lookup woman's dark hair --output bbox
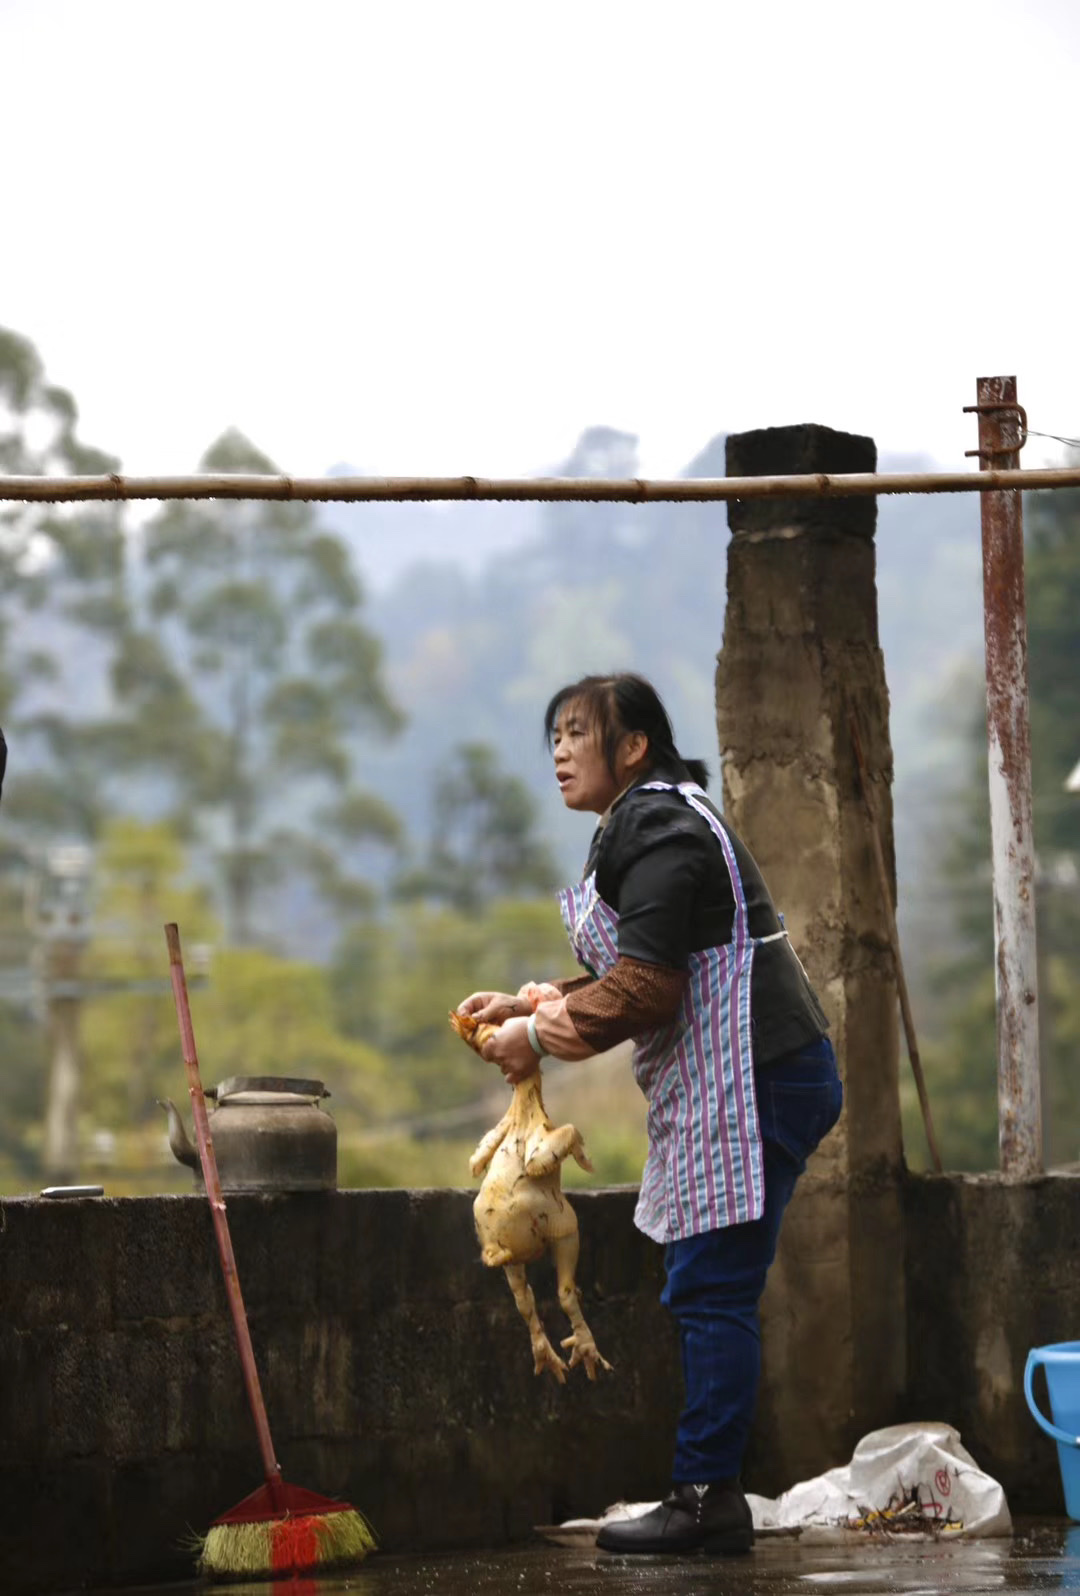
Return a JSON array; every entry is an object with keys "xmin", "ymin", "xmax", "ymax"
[{"xmin": 543, "ymin": 672, "xmax": 710, "ymax": 790}]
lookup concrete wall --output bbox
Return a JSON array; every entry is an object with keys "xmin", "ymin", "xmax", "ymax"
[
  {"xmin": 3, "ymin": 1176, "xmax": 1077, "ymax": 1591},
  {"xmin": 904, "ymin": 1171, "xmax": 1080, "ymax": 1517},
  {"xmin": 0, "ymin": 1186, "xmax": 680, "ymax": 1593}
]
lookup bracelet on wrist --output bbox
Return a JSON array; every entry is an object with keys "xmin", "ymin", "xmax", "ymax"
[{"xmin": 526, "ymin": 1013, "xmax": 548, "ymax": 1058}]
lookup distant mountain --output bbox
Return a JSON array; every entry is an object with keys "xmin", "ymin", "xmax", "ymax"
[
  {"xmin": 336, "ymin": 439, "xmax": 987, "ymax": 923},
  {"xmin": 319, "ymin": 428, "xmax": 729, "ymax": 594},
  {"xmin": 875, "ymin": 454, "xmax": 986, "ymax": 764},
  {"xmin": 322, "ymin": 463, "xmax": 543, "ymax": 592}
]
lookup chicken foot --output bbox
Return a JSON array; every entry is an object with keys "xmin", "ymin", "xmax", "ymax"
[
  {"xmin": 503, "ymin": 1261, "xmax": 570, "ymax": 1384},
  {"xmin": 552, "ymin": 1229, "xmax": 613, "ymax": 1380}
]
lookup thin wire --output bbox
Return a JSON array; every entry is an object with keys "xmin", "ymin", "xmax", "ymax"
[{"xmin": 1023, "ymin": 428, "xmax": 1080, "ymax": 451}]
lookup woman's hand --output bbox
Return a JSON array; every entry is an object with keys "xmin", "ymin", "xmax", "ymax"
[
  {"xmin": 457, "ymin": 989, "xmax": 531, "ymax": 1024},
  {"xmin": 480, "ymin": 1017, "xmax": 541, "ymax": 1084},
  {"xmin": 518, "ymin": 980, "xmax": 562, "ymax": 1007}
]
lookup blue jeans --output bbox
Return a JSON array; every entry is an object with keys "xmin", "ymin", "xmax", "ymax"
[{"xmin": 660, "ymin": 1036, "xmax": 843, "ymax": 1483}]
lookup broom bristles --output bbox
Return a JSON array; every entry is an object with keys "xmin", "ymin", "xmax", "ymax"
[{"xmin": 199, "ymin": 1508, "xmax": 377, "ymax": 1578}]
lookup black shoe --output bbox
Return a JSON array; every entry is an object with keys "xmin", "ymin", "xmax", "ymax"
[{"xmin": 595, "ymin": 1480, "xmax": 754, "ymax": 1555}]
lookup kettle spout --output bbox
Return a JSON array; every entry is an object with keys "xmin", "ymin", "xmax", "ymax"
[{"xmin": 157, "ymin": 1097, "xmax": 199, "ymax": 1170}]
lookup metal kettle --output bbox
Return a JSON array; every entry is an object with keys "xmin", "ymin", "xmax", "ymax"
[{"xmin": 159, "ymin": 1075, "xmax": 337, "ymax": 1193}]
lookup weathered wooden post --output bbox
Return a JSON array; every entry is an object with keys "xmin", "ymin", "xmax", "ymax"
[
  {"xmin": 717, "ymin": 422, "xmax": 906, "ymax": 1490},
  {"xmin": 965, "ymin": 376, "xmax": 1041, "ymax": 1178}
]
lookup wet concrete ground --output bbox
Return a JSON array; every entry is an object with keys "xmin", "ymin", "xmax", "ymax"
[{"xmin": 73, "ymin": 1520, "xmax": 1080, "ymax": 1596}]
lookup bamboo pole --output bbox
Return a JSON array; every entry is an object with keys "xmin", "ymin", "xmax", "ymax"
[
  {"xmin": 165, "ymin": 922, "xmax": 285, "ymax": 1507},
  {"xmin": 848, "ymin": 712, "xmax": 944, "ymax": 1174},
  {"xmin": 3, "ymin": 465, "xmax": 1080, "ymax": 505}
]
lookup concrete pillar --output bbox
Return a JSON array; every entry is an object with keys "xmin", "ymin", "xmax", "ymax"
[{"xmin": 717, "ymin": 423, "xmax": 906, "ymax": 1491}]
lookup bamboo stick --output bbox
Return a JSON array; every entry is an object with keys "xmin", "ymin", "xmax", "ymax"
[
  {"xmin": 165, "ymin": 922, "xmax": 285, "ymax": 1506},
  {"xmin": 848, "ymin": 712, "xmax": 944, "ymax": 1175},
  {"xmin": 2, "ymin": 465, "xmax": 1080, "ymax": 505}
]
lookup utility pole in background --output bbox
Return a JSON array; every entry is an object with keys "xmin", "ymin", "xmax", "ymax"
[
  {"xmin": 31, "ymin": 844, "xmax": 94, "ymax": 1185},
  {"xmin": 16, "ymin": 844, "xmax": 211, "ymax": 1189}
]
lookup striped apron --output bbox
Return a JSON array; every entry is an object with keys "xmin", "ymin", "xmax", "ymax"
[{"xmin": 558, "ymin": 781, "xmax": 767, "ymax": 1244}]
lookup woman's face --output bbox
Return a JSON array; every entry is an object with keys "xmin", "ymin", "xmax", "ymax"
[{"xmin": 552, "ymin": 700, "xmax": 643, "ymax": 814}]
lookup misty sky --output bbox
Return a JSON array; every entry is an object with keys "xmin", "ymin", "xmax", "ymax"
[{"xmin": 3, "ymin": 0, "xmax": 1079, "ymax": 479}]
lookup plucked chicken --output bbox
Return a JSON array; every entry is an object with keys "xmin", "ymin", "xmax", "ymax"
[{"xmin": 450, "ymin": 1009, "xmax": 612, "ymax": 1384}]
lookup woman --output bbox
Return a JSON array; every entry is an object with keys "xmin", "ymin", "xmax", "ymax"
[{"xmin": 458, "ymin": 672, "xmax": 842, "ymax": 1557}]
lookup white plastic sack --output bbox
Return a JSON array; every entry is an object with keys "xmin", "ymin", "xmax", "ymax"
[
  {"xmin": 539, "ymin": 1423, "xmax": 1008, "ymax": 1544},
  {"xmin": 536, "ymin": 1422, "xmax": 1011, "ymax": 1547},
  {"xmin": 747, "ymin": 1422, "xmax": 1012, "ymax": 1540}
]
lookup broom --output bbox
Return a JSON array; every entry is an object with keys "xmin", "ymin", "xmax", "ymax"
[{"xmin": 164, "ymin": 922, "xmax": 376, "ymax": 1579}]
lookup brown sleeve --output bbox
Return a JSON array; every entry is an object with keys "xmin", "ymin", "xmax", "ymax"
[
  {"xmin": 549, "ymin": 974, "xmax": 596, "ymax": 997},
  {"xmin": 564, "ymin": 956, "xmax": 688, "ymax": 1051}
]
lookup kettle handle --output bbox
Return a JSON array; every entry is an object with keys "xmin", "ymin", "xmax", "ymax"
[{"xmin": 1025, "ymin": 1349, "xmax": 1080, "ymax": 1449}]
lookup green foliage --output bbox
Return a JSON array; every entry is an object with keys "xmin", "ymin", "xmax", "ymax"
[
  {"xmin": 3, "ymin": 717, "xmax": 118, "ymax": 843},
  {"xmin": 331, "ymin": 895, "xmax": 572, "ymax": 1109},
  {"xmin": 75, "ymin": 819, "xmax": 409, "ymax": 1178},
  {"xmin": 79, "ymin": 819, "xmax": 221, "ymax": 1128},
  {"xmin": 0, "ymin": 327, "xmax": 116, "ymax": 475},
  {"xmin": 1036, "ymin": 889, "xmax": 1080, "ymax": 1167},
  {"xmin": 112, "ymin": 428, "xmax": 404, "ymax": 943},
  {"xmin": 327, "ymin": 892, "xmax": 651, "ymax": 1192},
  {"xmin": 1027, "ymin": 488, "xmax": 1080, "ymax": 854},
  {"xmin": 0, "ymin": 845, "xmax": 47, "ymax": 1185},
  {"xmin": 901, "ymin": 980, "xmax": 999, "ymax": 1174},
  {"xmin": 395, "ymin": 741, "xmax": 559, "ymax": 911},
  {"xmin": 339, "ymin": 1121, "xmax": 648, "ymax": 1193},
  {"xmin": 338, "ymin": 1134, "xmax": 478, "ymax": 1191},
  {"xmin": 338, "ymin": 1049, "xmax": 650, "ymax": 1194},
  {"xmin": 345, "ymin": 426, "xmax": 730, "ymax": 896},
  {"xmin": 562, "ymin": 1124, "xmax": 647, "ymax": 1188},
  {"xmin": 0, "ymin": 327, "xmax": 126, "ymax": 831},
  {"xmin": 0, "ymin": 999, "xmax": 45, "ymax": 1184},
  {"xmin": 924, "ymin": 478, "xmax": 1080, "ymax": 1171},
  {"xmin": 180, "ymin": 945, "xmax": 405, "ymax": 1124}
]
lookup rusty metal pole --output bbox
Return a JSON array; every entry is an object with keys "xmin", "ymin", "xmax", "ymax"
[{"xmin": 966, "ymin": 376, "xmax": 1042, "ymax": 1177}]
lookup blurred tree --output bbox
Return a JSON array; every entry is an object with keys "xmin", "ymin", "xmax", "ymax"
[
  {"xmin": 332, "ymin": 903, "xmax": 651, "ymax": 1192},
  {"xmin": 112, "ymin": 430, "xmax": 404, "ymax": 945},
  {"xmin": 0, "ymin": 325, "xmax": 128, "ymax": 844},
  {"xmin": 395, "ymin": 741, "xmax": 560, "ymax": 912},
  {"xmin": 8, "ymin": 817, "xmax": 415, "ymax": 1192},
  {"xmin": 79, "ymin": 819, "xmax": 220, "ymax": 1131},
  {"xmin": 0, "ymin": 326, "xmax": 139, "ymax": 1190},
  {"xmin": 177, "ymin": 944, "xmax": 408, "ymax": 1141},
  {"xmin": 359, "ymin": 422, "xmax": 729, "ymax": 893},
  {"xmin": 900, "ymin": 978, "xmax": 999, "ymax": 1173},
  {"xmin": 1026, "ymin": 484, "xmax": 1080, "ymax": 1167},
  {"xmin": 919, "ymin": 482, "xmax": 1080, "ymax": 1171},
  {"xmin": 1027, "ymin": 488, "xmax": 1080, "ymax": 852},
  {"xmin": 0, "ymin": 852, "xmax": 47, "ymax": 1186},
  {"xmin": 331, "ymin": 895, "xmax": 572, "ymax": 1111}
]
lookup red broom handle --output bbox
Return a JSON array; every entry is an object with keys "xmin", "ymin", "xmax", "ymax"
[{"xmin": 165, "ymin": 923, "xmax": 286, "ymax": 1511}]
